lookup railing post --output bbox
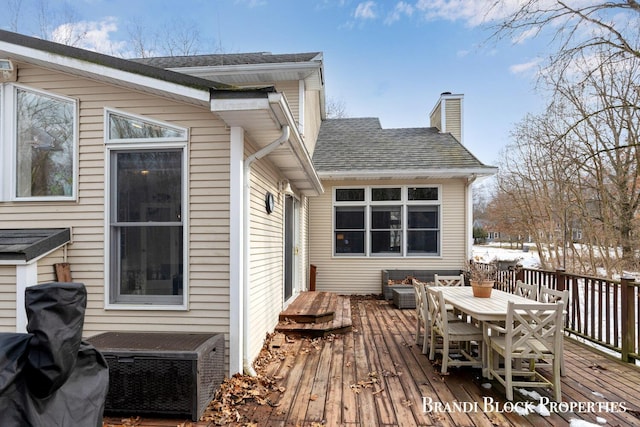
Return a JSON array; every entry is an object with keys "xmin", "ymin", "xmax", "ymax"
[
  {"xmin": 620, "ymin": 274, "xmax": 636, "ymax": 363},
  {"xmin": 515, "ymin": 264, "xmax": 524, "ymax": 282},
  {"xmin": 556, "ymin": 268, "xmax": 566, "ymax": 291}
]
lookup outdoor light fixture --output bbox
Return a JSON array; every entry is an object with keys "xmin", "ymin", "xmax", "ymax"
[{"xmin": 0, "ymin": 59, "xmax": 17, "ymax": 82}]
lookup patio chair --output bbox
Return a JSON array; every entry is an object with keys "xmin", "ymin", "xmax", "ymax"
[
  {"xmin": 416, "ymin": 281, "xmax": 462, "ymax": 354},
  {"xmin": 486, "ymin": 301, "xmax": 564, "ymax": 402},
  {"xmin": 434, "ymin": 274, "xmax": 465, "ymax": 287},
  {"xmin": 413, "ymin": 279, "xmax": 427, "ymax": 346},
  {"xmin": 538, "ymin": 286, "xmax": 569, "ymax": 376},
  {"xmin": 434, "ymin": 274, "xmax": 465, "ymax": 315},
  {"xmin": 514, "ymin": 280, "xmax": 538, "ymax": 300},
  {"xmin": 427, "ymin": 288, "xmax": 483, "ymax": 374}
]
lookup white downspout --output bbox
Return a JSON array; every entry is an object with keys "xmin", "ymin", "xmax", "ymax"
[
  {"xmin": 466, "ymin": 175, "xmax": 477, "ymax": 261},
  {"xmin": 242, "ymin": 125, "xmax": 290, "ymax": 376}
]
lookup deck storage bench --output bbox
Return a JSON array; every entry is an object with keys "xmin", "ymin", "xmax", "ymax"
[
  {"xmin": 87, "ymin": 332, "xmax": 224, "ymax": 421},
  {"xmin": 382, "ymin": 269, "xmax": 464, "ymax": 300}
]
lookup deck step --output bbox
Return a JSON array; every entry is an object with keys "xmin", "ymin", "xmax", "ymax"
[
  {"xmin": 276, "ymin": 292, "xmax": 352, "ymax": 337},
  {"xmin": 278, "ymin": 291, "xmax": 336, "ymax": 324}
]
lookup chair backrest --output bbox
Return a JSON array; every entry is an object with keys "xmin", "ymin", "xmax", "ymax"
[
  {"xmin": 413, "ymin": 279, "xmax": 426, "ymax": 321},
  {"xmin": 514, "ymin": 280, "xmax": 538, "ymax": 300},
  {"xmin": 434, "ymin": 274, "xmax": 465, "ymax": 287},
  {"xmin": 426, "ymin": 288, "xmax": 448, "ymax": 332},
  {"xmin": 539, "ymin": 286, "xmax": 569, "ymax": 304},
  {"xmin": 505, "ymin": 301, "xmax": 564, "ymax": 358}
]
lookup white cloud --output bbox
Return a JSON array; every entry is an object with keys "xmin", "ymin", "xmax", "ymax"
[
  {"xmin": 384, "ymin": 1, "xmax": 414, "ymax": 25},
  {"xmin": 51, "ymin": 18, "xmax": 127, "ymax": 55},
  {"xmin": 354, "ymin": 1, "xmax": 377, "ymax": 20},
  {"xmin": 415, "ymin": 0, "xmax": 524, "ymax": 27},
  {"xmin": 509, "ymin": 58, "xmax": 541, "ymax": 74}
]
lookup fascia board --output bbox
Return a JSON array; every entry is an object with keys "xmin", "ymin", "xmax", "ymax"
[
  {"xmin": 173, "ymin": 61, "xmax": 322, "ymax": 77},
  {"xmin": 210, "ymin": 96, "xmax": 271, "ymax": 112},
  {"xmin": 268, "ymin": 93, "xmax": 324, "ymax": 195},
  {"xmin": 318, "ymin": 167, "xmax": 498, "ymax": 180}
]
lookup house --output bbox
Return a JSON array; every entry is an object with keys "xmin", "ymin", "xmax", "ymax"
[
  {"xmin": 309, "ymin": 95, "xmax": 497, "ymax": 293},
  {"xmin": 0, "ymin": 29, "xmax": 496, "ymax": 376}
]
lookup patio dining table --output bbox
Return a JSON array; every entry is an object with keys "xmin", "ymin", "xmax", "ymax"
[{"xmin": 433, "ymin": 286, "xmax": 552, "ymax": 377}]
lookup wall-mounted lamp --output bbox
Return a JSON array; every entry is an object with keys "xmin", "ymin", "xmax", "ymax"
[
  {"xmin": 278, "ymin": 179, "xmax": 294, "ymax": 196},
  {"xmin": 0, "ymin": 59, "xmax": 17, "ymax": 82}
]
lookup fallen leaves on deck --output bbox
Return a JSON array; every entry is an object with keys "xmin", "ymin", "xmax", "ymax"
[{"xmin": 200, "ymin": 332, "xmax": 315, "ymax": 425}]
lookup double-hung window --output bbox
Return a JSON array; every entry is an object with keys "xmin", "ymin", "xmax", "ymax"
[
  {"xmin": 105, "ymin": 109, "xmax": 187, "ymax": 307},
  {"xmin": 333, "ymin": 186, "xmax": 441, "ymax": 257},
  {"xmin": 0, "ymin": 84, "xmax": 77, "ymax": 200}
]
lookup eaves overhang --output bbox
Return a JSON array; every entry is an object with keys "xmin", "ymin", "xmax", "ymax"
[
  {"xmin": 317, "ymin": 167, "xmax": 498, "ymax": 181},
  {"xmin": 169, "ymin": 54, "xmax": 324, "ymax": 91},
  {"xmin": 0, "ymin": 228, "xmax": 71, "ymax": 264},
  {"xmin": 211, "ymin": 90, "xmax": 324, "ymax": 196},
  {"xmin": 0, "ymin": 30, "xmax": 215, "ymax": 107}
]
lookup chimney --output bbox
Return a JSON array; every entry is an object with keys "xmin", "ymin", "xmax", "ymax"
[{"xmin": 429, "ymin": 92, "xmax": 464, "ymax": 144}]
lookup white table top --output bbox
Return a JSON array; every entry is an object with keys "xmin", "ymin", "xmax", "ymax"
[{"xmin": 428, "ymin": 286, "xmax": 544, "ymax": 321}]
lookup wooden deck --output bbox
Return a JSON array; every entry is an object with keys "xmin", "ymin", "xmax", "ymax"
[{"xmin": 103, "ymin": 295, "xmax": 640, "ymax": 427}]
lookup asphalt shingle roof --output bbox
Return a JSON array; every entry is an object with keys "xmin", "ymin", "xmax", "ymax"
[
  {"xmin": 0, "ymin": 29, "xmax": 232, "ymax": 91},
  {"xmin": 0, "ymin": 229, "xmax": 71, "ymax": 262},
  {"xmin": 312, "ymin": 118, "xmax": 492, "ymax": 173},
  {"xmin": 134, "ymin": 52, "xmax": 322, "ymax": 68}
]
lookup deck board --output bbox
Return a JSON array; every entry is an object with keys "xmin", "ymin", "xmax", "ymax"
[{"xmin": 104, "ymin": 296, "xmax": 640, "ymax": 427}]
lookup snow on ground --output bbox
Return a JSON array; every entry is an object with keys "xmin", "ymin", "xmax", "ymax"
[{"xmin": 472, "ymin": 243, "xmax": 541, "ymax": 269}]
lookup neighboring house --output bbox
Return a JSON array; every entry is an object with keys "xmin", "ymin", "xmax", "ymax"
[
  {"xmin": 309, "ymin": 95, "xmax": 497, "ymax": 293},
  {"xmin": 0, "ymin": 30, "xmax": 496, "ymax": 376}
]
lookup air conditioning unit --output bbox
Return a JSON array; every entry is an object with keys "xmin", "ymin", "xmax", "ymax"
[{"xmin": 0, "ymin": 59, "xmax": 17, "ymax": 82}]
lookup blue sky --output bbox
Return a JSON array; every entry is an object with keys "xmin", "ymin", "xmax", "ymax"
[{"xmin": 1, "ymin": 0, "xmax": 552, "ymax": 165}]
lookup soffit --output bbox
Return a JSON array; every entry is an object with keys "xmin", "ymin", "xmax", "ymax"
[{"xmin": 211, "ymin": 94, "xmax": 323, "ymax": 196}]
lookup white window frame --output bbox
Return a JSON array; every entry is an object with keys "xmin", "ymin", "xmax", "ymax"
[
  {"xmin": 104, "ymin": 108, "xmax": 189, "ymax": 310},
  {"xmin": 332, "ymin": 185, "xmax": 442, "ymax": 258},
  {"xmin": 0, "ymin": 83, "xmax": 78, "ymax": 201}
]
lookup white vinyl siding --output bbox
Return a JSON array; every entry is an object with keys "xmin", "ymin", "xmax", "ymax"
[
  {"xmin": 445, "ymin": 98, "xmax": 462, "ymax": 143},
  {"xmin": 274, "ymin": 81, "xmax": 299, "ymax": 122},
  {"xmin": 303, "ymin": 89, "xmax": 322, "ymax": 155},
  {"xmin": 310, "ymin": 179, "xmax": 468, "ymax": 294},
  {"xmin": 0, "ymin": 266, "xmax": 17, "ymax": 331},
  {"xmin": 245, "ymin": 149, "xmax": 287, "ymax": 360},
  {"xmin": 37, "ymin": 248, "xmax": 67, "ymax": 283},
  {"xmin": 0, "ymin": 64, "xmax": 231, "ymax": 354}
]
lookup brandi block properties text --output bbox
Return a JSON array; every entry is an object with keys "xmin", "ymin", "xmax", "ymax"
[{"xmin": 422, "ymin": 396, "xmax": 627, "ymax": 415}]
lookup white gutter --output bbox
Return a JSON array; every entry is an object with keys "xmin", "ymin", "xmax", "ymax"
[
  {"xmin": 317, "ymin": 168, "xmax": 498, "ymax": 180},
  {"xmin": 242, "ymin": 125, "xmax": 290, "ymax": 376}
]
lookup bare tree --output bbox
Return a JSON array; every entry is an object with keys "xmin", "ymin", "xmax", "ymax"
[
  {"xmin": 127, "ymin": 21, "xmax": 159, "ymax": 58},
  {"xmin": 126, "ymin": 18, "xmax": 204, "ymax": 58},
  {"xmin": 494, "ymin": 46, "xmax": 640, "ymax": 276},
  {"xmin": 326, "ymin": 97, "xmax": 348, "ymax": 119},
  {"xmin": 36, "ymin": 0, "xmax": 86, "ymax": 45},
  {"xmin": 159, "ymin": 18, "xmax": 201, "ymax": 56},
  {"xmin": 488, "ymin": 0, "xmax": 640, "ymax": 78},
  {"xmin": 7, "ymin": 0, "xmax": 23, "ymax": 32}
]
